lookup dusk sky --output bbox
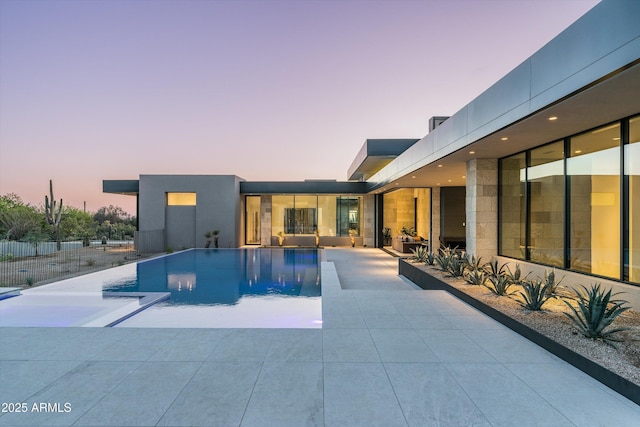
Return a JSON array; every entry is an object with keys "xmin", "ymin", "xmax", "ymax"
[{"xmin": 0, "ymin": 0, "xmax": 600, "ymax": 215}]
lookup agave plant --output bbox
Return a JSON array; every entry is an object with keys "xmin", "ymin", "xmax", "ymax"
[
  {"xmin": 484, "ymin": 274, "xmax": 515, "ymax": 296},
  {"xmin": 505, "ymin": 263, "xmax": 530, "ymax": 285},
  {"xmin": 466, "ymin": 254, "xmax": 485, "ymax": 272},
  {"xmin": 447, "ymin": 254, "xmax": 467, "ymax": 278},
  {"xmin": 516, "ymin": 278, "xmax": 553, "ymax": 311},
  {"xmin": 425, "ymin": 251, "xmax": 436, "ymax": 266},
  {"xmin": 543, "ymin": 269, "xmax": 564, "ymax": 297},
  {"xmin": 563, "ymin": 284, "xmax": 630, "ymax": 346},
  {"xmin": 410, "ymin": 245, "xmax": 430, "ymax": 263},
  {"xmin": 485, "ymin": 258, "xmax": 508, "ymax": 278},
  {"xmin": 464, "ymin": 267, "xmax": 487, "ymax": 286},
  {"xmin": 434, "ymin": 247, "xmax": 454, "ymax": 272}
]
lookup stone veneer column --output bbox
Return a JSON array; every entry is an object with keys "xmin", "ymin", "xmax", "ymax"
[
  {"xmin": 363, "ymin": 194, "xmax": 375, "ymax": 247},
  {"xmin": 260, "ymin": 195, "xmax": 272, "ymax": 246},
  {"xmin": 431, "ymin": 187, "xmax": 441, "ymax": 252},
  {"xmin": 466, "ymin": 159, "xmax": 498, "ymax": 259}
]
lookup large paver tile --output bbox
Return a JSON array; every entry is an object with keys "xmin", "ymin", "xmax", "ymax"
[
  {"xmin": 385, "ymin": 362, "xmax": 491, "ymax": 427},
  {"xmin": 74, "ymin": 361, "xmax": 200, "ymax": 426},
  {"xmin": 369, "ymin": 329, "xmax": 438, "ymax": 362},
  {"xmin": 242, "ymin": 361, "xmax": 323, "ymax": 427},
  {"xmin": 266, "ymin": 329, "xmax": 322, "ymax": 362},
  {"xmin": 324, "ymin": 362, "xmax": 406, "ymax": 427},
  {"xmin": 0, "ymin": 360, "xmax": 84, "ymax": 403},
  {"xmin": 417, "ymin": 329, "xmax": 496, "ymax": 363},
  {"xmin": 507, "ymin": 362, "xmax": 640, "ymax": 426},
  {"xmin": 0, "ymin": 361, "xmax": 141, "ymax": 426},
  {"xmin": 158, "ymin": 361, "xmax": 261, "ymax": 427},
  {"xmin": 207, "ymin": 328, "xmax": 275, "ymax": 362},
  {"xmin": 446, "ymin": 363, "xmax": 574, "ymax": 427},
  {"xmin": 323, "ymin": 329, "xmax": 379, "ymax": 362},
  {"xmin": 149, "ymin": 328, "xmax": 229, "ymax": 361}
]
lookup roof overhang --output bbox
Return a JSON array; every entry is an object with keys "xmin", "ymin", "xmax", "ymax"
[
  {"xmin": 103, "ymin": 180, "xmax": 139, "ymax": 195},
  {"xmin": 347, "ymin": 139, "xmax": 419, "ymax": 181}
]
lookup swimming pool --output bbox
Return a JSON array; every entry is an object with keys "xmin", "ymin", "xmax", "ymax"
[{"xmin": 104, "ymin": 248, "xmax": 322, "ymax": 328}]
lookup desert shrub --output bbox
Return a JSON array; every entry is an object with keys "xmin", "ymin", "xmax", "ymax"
[
  {"xmin": 25, "ymin": 276, "xmax": 34, "ymax": 286},
  {"xmin": 563, "ymin": 283, "xmax": 629, "ymax": 347},
  {"xmin": 85, "ymin": 258, "xmax": 96, "ymax": 267}
]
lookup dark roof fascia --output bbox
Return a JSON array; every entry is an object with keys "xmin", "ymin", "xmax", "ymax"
[
  {"xmin": 240, "ymin": 181, "xmax": 368, "ymax": 194},
  {"xmin": 103, "ymin": 180, "xmax": 140, "ymax": 194}
]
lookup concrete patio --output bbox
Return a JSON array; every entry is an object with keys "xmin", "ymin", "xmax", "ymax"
[{"xmin": 0, "ymin": 248, "xmax": 638, "ymax": 426}]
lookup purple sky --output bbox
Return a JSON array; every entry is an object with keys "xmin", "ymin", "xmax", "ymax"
[{"xmin": 0, "ymin": 0, "xmax": 599, "ymax": 215}]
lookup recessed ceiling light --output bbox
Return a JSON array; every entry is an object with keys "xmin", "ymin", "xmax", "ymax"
[
  {"xmin": 436, "ymin": 183, "xmax": 440, "ymax": 186},
  {"xmin": 462, "ymin": 175, "xmax": 466, "ymax": 179},
  {"xmin": 501, "ymin": 137, "xmax": 508, "ymax": 141},
  {"xmin": 574, "ymin": 150, "xmax": 582, "ymax": 154},
  {"xmin": 448, "ymin": 179, "xmax": 452, "ymax": 182},
  {"xmin": 469, "ymin": 151, "xmax": 475, "ymax": 155},
  {"xmin": 613, "ymin": 137, "xmax": 620, "ymax": 140},
  {"xmin": 548, "ymin": 116, "xmax": 558, "ymax": 121},
  {"xmin": 412, "ymin": 176, "xmax": 416, "ymax": 179},
  {"xmin": 437, "ymin": 164, "xmax": 443, "ymax": 168}
]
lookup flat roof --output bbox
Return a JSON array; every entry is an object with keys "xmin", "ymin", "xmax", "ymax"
[{"xmin": 347, "ymin": 139, "xmax": 419, "ymax": 181}]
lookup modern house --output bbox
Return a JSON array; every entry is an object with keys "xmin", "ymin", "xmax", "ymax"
[{"xmin": 105, "ymin": 0, "xmax": 640, "ymax": 304}]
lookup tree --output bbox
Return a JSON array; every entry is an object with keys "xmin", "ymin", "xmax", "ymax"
[
  {"xmin": 93, "ymin": 205, "xmax": 133, "ymax": 226},
  {"xmin": 59, "ymin": 207, "xmax": 96, "ymax": 245},
  {"xmin": 0, "ymin": 194, "xmax": 44, "ymax": 240}
]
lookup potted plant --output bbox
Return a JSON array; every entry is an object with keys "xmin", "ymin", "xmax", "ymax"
[
  {"xmin": 204, "ymin": 231, "xmax": 213, "ymax": 248},
  {"xmin": 213, "ymin": 230, "xmax": 220, "ymax": 248},
  {"xmin": 382, "ymin": 227, "xmax": 391, "ymax": 246},
  {"xmin": 349, "ymin": 229, "xmax": 357, "ymax": 247},
  {"xmin": 277, "ymin": 231, "xmax": 285, "ymax": 247}
]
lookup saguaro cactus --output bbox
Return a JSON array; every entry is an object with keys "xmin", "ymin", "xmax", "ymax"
[{"xmin": 45, "ymin": 179, "xmax": 63, "ymax": 250}]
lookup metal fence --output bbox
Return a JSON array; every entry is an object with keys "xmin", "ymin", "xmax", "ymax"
[{"xmin": 0, "ymin": 236, "xmax": 162, "ymax": 288}]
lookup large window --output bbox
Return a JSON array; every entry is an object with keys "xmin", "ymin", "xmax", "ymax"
[
  {"xmin": 167, "ymin": 192, "xmax": 196, "ymax": 206},
  {"xmin": 499, "ymin": 153, "xmax": 525, "ymax": 259},
  {"xmin": 568, "ymin": 124, "xmax": 620, "ymax": 277},
  {"xmin": 272, "ymin": 195, "xmax": 362, "ymax": 236},
  {"xmin": 499, "ymin": 116, "xmax": 640, "ymax": 284},
  {"xmin": 626, "ymin": 116, "xmax": 640, "ymax": 283},
  {"xmin": 529, "ymin": 141, "xmax": 564, "ymax": 267}
]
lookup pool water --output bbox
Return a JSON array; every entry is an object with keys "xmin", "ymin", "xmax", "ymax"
[{"xmin": 104, "ymin": 247, "xmax": 320, "ymax": 303}]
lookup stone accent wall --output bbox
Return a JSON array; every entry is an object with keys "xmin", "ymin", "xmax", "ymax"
[
  {"xmin": 466, "ymin": 159, "xmax": 498, "ymax": 259},
  {"xmin": 260, "ymin": 195, "xmax": 272, "ymax": 246}
]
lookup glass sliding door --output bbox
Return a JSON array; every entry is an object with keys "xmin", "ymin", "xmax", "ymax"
[
  {"xmin": 568, "ymin": 123, "xmax": 621, "ymax": 278},
  {"xmin": 245, "ymin": 196, "xmax": 261, "ymax": 245}
]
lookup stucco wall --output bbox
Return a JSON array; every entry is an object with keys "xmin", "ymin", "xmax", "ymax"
[{"xmin": 138, "ymin": 175, "xmax": 243, "ymax": 249}]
